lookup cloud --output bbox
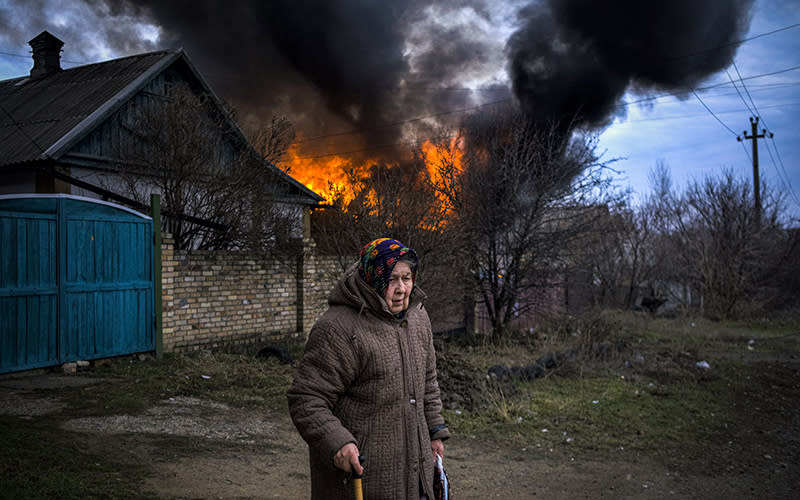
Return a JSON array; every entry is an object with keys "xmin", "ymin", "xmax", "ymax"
[
  {"xmin": 507, "ymin": 0, "xmax": 756, "ymax": 131},
  {"xmin": 3, "ymin": 0, "xmax": 756, "ymax": 159}
]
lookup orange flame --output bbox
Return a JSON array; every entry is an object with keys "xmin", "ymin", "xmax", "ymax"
[
  {"xmin": 284, "ymin": 137, "xmax": 463, "ymax": 205},
  {"xmin": 282, "ymin": 142, "xmax": 357, "ymax": 202},
  {"xmin": 419, "ymin": 138, "xmax": 462, "ymax": 184}
]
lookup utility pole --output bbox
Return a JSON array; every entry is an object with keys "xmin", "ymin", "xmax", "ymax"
[{"xmin": 737, "ymin": 116, "xmax": 773, "ymax": 228}]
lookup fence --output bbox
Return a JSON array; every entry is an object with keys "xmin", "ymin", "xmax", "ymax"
[
  {"xmin": 157, "ymin": 234, "xmax": 600, "ymax": 353},
  {"xmin": 160, "ymin": 235, "xmax": 342, "ymax": 353}
]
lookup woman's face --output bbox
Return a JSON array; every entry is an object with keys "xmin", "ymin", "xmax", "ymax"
[{"xmin": 384, "ymin": 261, "xmax": 413, "ymax": 314}]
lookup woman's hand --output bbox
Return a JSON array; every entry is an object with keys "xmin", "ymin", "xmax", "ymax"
[
  {"xmin": 334, "ymin": 442, "xmax": 363, "ymax": 475},
  {"xmin": 431, "ymin": 439, "xmax": 444, "ymax": 458}
]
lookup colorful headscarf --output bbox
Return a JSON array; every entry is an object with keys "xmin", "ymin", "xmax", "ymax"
[{"xmin": 358, "ymin": 237, "xmax": 418, "ymax": 299}]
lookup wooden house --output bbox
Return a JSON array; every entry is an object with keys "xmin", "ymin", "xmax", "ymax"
[
  {"xmin": 0, "ymin": 31, "xmax": 321, "ymax": 373},
  {"xmin": 0, "ymin": 30, "xmax": 321, "ymax": 234}
]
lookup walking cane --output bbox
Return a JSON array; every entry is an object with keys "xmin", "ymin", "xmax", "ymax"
[{"xmin": 353, "ymin": 455, "xmax": 365, "ymax": 500}]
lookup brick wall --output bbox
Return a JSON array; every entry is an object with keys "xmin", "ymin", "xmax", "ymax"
[{"xmin": 160, "ymin": 235, "xmax": 344, "ymax": 354}]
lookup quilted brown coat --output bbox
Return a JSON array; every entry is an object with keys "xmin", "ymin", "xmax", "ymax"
[{"xmin": 287, "ymin": 262, "xmax": 450, "ymax": 500}]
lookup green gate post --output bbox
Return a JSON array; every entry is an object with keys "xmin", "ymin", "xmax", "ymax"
[{"xmin": 151, "ymin": 194, "xmax": 163, "ymax": 359}]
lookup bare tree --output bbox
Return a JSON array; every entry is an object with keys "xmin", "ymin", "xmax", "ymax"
[
  {"xmin": 249, "ymin": 115, "xmax": 296, "ymax": 167},
  {"xmin": 648, "ymin": 165, "xmax": 788, "ymax": 319},
  {"xmin": 310, "ymin": 157, "xmax": 461, "ymax": 331},
  {"xmin": 591, "ymin": 202, "xmax": 634, "ymax": 308},
  {"xmin": 107, "ymin": 83, "xmax": 299, "ymax": 252},
  {"xmin": 431, "ymin": 106, "xmax": 619, "ymax": 339},
  {"xmin": 589, "ymin": 189, "xmax": 668, "ymax": 311}
]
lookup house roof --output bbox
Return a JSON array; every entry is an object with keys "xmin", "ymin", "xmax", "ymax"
[
  {"xmin": 0, "ymin": 45, "xmax": 322, "ymax": 205},
  {"xmin": 0, "ymin": 50, "xmax": 177, "ymax": 166}
]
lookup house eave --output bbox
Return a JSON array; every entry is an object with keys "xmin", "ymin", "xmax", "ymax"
[{"xmin": 40, "ymin": 49, "xmax": 186, "ymax": 161}]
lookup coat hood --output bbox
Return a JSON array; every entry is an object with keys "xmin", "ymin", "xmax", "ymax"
[{"xmin": 329, "ymin": 261, "xmax": 425, "ymax": 318}]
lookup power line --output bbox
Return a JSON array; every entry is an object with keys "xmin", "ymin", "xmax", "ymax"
[
  {"xmin": 762, "ymin": 134, "xmax": 800, "ymax": 207},
  {"xmin": 203, "ymin": 22, "xmax": 800, "ymax": 91},
  {"xmin": 5, "ymin": 21, "xmax": 796, "ymax": 93},
  {"xmin": 291, "ymin": 63, "xmax": 800, "ymax": 161},
  {"xmin": 701, "ymin": 82, "xmax": 800, "ymax": 102},
  {"xmin": 621, "ymin": 65, "xmax": 800, "ymax": 108},
  {"xmin": 733, "ymin": 61, "xmax": 764, "ymax": 119},
  {"xmin": 618, "ymin": 102, "xmax": 800, "ymax": 124},
  {"xmin": 739, "ymin": 81, "xmax": 800, "ymax": 90},
  {"xmin": 772, "ymin": 142, "xmax": 800, "ymax": 207},
  {"xmin": 287, "ymin": 139, "xmax": 424, "ymax": 160},
  {"xmin": 295, "ymin": 98, "xmax": 510, "ymax": 145},
  {"xmin": 0, "ymin": 49, "xmax": 86, "ymax": 66},
  {"xmin": 739, "ymin": 139, "xmax": 752, "ymax": 163},
  {"xmin": 295, "ymin": 65, "xmax": 800, "ymax": 150},
  {"xmin": 4, "ymin": 21, "xmax": 800, "ymax": 170},
  {"xmin": 691, "ymin": 90, "xmax": 739, "ymax": 135},
  {"xmin": 665, "ymin": 22, "xmax": 800, "ymax": 62},
  {"xmin": 729, "ymin": 61, "xmax": 800, "ymax": 209},
  {"xmin": 738, "ymin": 117, "xmax": 773, "ymax": 223},
  {"xmin": 726, "ymin": 70, "xmax": 756, "ymax": 115},
  {"xmin": 764, "ymin": 133, "xmax": 800, "ymax": 207},
  {"xmin": 762, "ymin": 138, "xmax": 789, "ymax": 191},
  {"xmin": 0, "ymin": 102, "xmax": 50, "ymax": 157},
  {"xmin": 0, "ymin": 50, "xmax": 29, "ymax": 59},
  {"xmin": 724, "ymin": 64, "xmax": 769, "ymax": 175}
]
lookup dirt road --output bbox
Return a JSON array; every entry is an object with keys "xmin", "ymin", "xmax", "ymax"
[{"xmin": 2, "ymin": 359, "xmax": 797, "ymax": 500}]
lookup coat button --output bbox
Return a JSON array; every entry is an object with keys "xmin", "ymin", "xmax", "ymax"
[
  {"xmin": 413, "ymin": 464, "xmax": 418, "ymax": 472},
  {"xmin": 410, "ymin": 398, "xmax": 416, "ymax": 405},
  {"xmin": 400, "ymin": 320, "xmax": 408, "ymax": 327}
]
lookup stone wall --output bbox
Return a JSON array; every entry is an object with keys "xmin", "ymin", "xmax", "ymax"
[{"xmin": 160, "ymin": 235, "xmax": 344, "ymax": 354}]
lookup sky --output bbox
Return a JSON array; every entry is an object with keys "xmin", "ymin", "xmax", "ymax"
[
  {"xmin": 1, "ymin": 0, "xmax": 798, "ymax": 220},
  {"xmin": 596, "ymin": 1, "xmax": 800, "ymax": 220}
]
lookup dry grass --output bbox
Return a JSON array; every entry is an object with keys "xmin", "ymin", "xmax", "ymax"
[
  {"xmin": 2, "ymin": 311, "xmax": 797, "ymax": 497},
  {"xmin": 442, "ymin": 311, "xmax": 800, "ymax": 459}
]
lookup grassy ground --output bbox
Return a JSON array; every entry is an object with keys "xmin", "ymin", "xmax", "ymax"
[
  {"xmin": 1, "ymin": 312, "xmax": 798, "ymax": 499},
  {"xmin": 444, "ymin": 311, "xmax": 800, "ymax": 478}
]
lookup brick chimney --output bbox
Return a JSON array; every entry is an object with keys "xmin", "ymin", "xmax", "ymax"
[{"xmin": 29, "ymin": 31, "xmax": 64, "ymax": 78}]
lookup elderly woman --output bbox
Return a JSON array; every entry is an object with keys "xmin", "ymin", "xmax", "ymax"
[{"xmin": 288, "ymin": 237, "xmax": 450, "ymax": 500}]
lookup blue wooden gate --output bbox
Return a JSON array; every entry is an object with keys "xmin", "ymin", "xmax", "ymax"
[{"xmin": 0, "ymin": 195, "xmax": 154, "ymax": 374}]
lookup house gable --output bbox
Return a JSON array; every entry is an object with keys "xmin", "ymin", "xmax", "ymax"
[
  {"xmin": 0, "ymin": 33, "xmax": 322, "ymax": 206},
  {"xmin": 64, "ymin": 58, "xmax": 221, "ymax": 171},
  {"xmin": 0, "ymin": 50, "xmax": 176, "ymax": 168}
]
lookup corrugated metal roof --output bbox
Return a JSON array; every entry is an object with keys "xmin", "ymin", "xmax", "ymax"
[{"xmin": 0, "ymin": 51, "xmax": 175, "ymax": 166}]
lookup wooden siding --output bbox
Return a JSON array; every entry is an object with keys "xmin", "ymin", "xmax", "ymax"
[
  {"xmin": 0, "ymin": 208, "xmax": 58, "ymax": 370},
  {"xmin": 0, "ymin": 195, "xmax": 154, "ymax": 373}
]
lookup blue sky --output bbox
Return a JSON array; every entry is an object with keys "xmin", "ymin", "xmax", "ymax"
[
  {"xmin": 1, "ymin": 0, "xmax": 798, "ymax": 220},
  {"xmin": 597, "ymin": 0, "xmax": 800, "ymax": 220}
]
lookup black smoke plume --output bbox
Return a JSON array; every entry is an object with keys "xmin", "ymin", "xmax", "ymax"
[
  {"xmin": 4, "ymin": 0, "xmax": 755, "ymax": 157},
  {"xmin": 507, "ymin": 0, "xmax": 756, "ymax": 131},
  {"xmin": 111, "ymin": 0, "xmax": 502, "ymax": 157}
]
